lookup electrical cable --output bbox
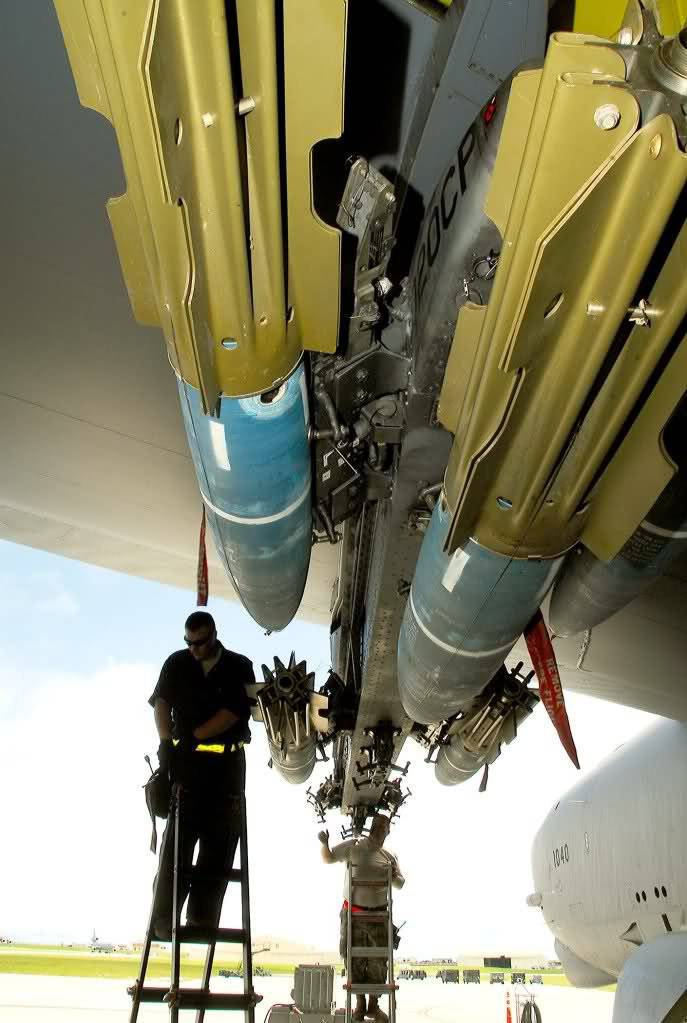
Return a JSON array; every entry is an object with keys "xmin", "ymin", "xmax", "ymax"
[
  {"xmin": 263, "ymin": 1003, "xmax": 294, "ymax": 1023},
  {"xmin": 520, "ymin": 999, "xmax": 542, "ymax": 1023}
]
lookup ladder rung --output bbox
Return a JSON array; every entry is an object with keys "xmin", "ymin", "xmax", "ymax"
[
  {"xmin": 350, "ymin": 911, "xmax": 388, "ymax": 920},
  {"xmin": 177, "ymin": 991, "xmax": 262, "ymax": 1011},
  {"xmin": 135, "ymin": 988, "xmax": 261, "ymax": 1009},
  {"xmin": 134, "ymin": 987, "xmax": 171, "ymax": 1004},
  {"xmin": 350, "ymin": 947, "xmax": 389, "ymax": 958},
  {"xmin": 349, "ymin": 879, "xmax": 389, "ymax": 887},
  {"xmin": 176, "ymin": 925, "xmax": 245, "ymax": 944},
  {"xmin": 185, "ymin": 867, "xmax": 242, "ymax": 884},
  {"xmin": 344, "ymin": 983, "xmax": 398, "ymax": 994}
]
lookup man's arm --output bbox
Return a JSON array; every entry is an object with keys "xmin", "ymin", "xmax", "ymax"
[
  {"xmin": 193, "ymin": 708, "xmax": 239, "ymax": 741},
  {"xmin": 384, "ymin": 850, "xmax": 405, "ymax": 890},
  {"xmin": 153, "ymin": 698, "xmax": 173, "ymax": 740},
  {"xmin": 318, "ymin": 831, "xmax": 352, "ymax": 865},
  {"xmin": 210, "ymin": 656, "xmax": 252, "ymax": 741},
  {"xmin": 318, "ymin": 830, "xmax": 335, "ymax": 864}
]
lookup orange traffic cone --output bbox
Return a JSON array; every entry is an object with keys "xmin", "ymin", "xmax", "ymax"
[{"xmin": 505, "ymin": 990, "xmax": 513, "ymax": 1023}]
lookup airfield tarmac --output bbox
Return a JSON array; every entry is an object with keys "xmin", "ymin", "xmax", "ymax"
[{"xmin": 1, "ymin": 972, "xmax": 615, "ymax": 1021}]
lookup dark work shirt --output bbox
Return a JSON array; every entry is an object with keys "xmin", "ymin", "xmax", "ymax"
[{"xmin": 148, "ymin": 645, "xmax": 254, "ymax": 749}]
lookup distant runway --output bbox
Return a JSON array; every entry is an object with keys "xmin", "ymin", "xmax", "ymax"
[{"xmin": 0, "ymin": 973, "xmax": 615, "ymax": 1021}]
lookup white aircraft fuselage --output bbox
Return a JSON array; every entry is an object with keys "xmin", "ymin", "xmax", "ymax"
[{"xmin": 530, "ymin": 719, "xmax": 687, "ymax": 1020}]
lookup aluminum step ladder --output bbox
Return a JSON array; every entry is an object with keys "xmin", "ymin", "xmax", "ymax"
[
  {"xmin": 344, "ymin": 862, "xmax": 397, "ymax": 1023},
  {"xmin": 128, "ymin": 785, "xmax": 262, "ymax": 1021}
]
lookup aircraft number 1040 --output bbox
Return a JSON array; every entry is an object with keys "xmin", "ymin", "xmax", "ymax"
[{"xmin": 552, "ymin": 844, "xmax": 570, "ymax": 868}]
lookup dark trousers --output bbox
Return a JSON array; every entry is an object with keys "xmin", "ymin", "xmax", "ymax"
[{"xmin": 152, "ymin": 751, "xmax": 244, "ymax": 938}]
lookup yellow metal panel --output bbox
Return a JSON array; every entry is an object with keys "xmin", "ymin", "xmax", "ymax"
[
  {"xmin": 284, "ymin": 0, "xmax": 347, "ymax": 354},
  {"xmin": 54, "ymin": 0, "xmax": 160, "ymax": 333},
  {"xmin": 502, "ymin": 74, "xmax": 639, "ymax": 370},
  {"xmin": 236, "ymin": 2, "xmax": 294, "ymax": 366},
  {"xmin": 146, "ymin": 0, "xmax": 257, "ymax": 403},
  {"xmin": 484, "ymin": 70, "xmax": 541, "ymax": 238},
  {"xmin": 53, "ymin": 0, "xmax": 307, "ymax": 404},
  {"xmin": 502, "ymin": 115, "xmax": 687, "ymax": 538},
  {"xmin": 648, "ymin": 0, "xmax": 687, "ymax": 34},
  {"xmin": 556, "ymin": 149, "xmax": 687, "ymax": 511},
  {"xmin": 53, "ymin": 0, "xmax": 112, "ymax": 119},
  {"xmin": 438, "ymin": 304, "xmax": 486, "ymax": 435},
  {"xmin": 582, "ymin": 211, "xmax": 687, "ymax": 560},
  {"xmin": 442, "ymin": 35, "xmax": 633, "ymax": 547},
  {"xmin": 583, "ymin": 343, "xmax": 687, "ymax": 562},
  {"xmin": 574, "ymin": 0, "xmax": 687, "ymax": 36},
  {"xmin": 440, "ymin": 34, "xmax": 687, "ymax": 560},
  {"xmin": 108, "ymin": 194, "xmax": 158, "ymax": 326},
  {"xmin": 573, "ymin": 0, "xmax": 628, "ymax": 36}
]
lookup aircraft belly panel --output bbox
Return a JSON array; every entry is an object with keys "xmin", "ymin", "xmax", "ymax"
[
  {"xmin": 342, "ymin": 499, "xmax": 417, "ymax": 811},
  {"xmin": 342, "ymin": 418, "xmax": 453, "ymax": 809},
  {"xmin": 537, "ymin": 586, "xmax": 687, "ymax": 719},
  {"xmin": 396, "ymin": 0, "xmax": 546, "ymax": 217}
]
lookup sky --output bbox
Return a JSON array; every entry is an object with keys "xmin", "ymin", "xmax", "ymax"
[{"xmin": 0, "ymin": 538, "xmax": 658, "ymax": 958}]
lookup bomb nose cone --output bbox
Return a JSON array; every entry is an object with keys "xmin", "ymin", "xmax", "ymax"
[
  {"xmin": 178, "ymin": 364, "xmax": 312, "ymax": 632},
  {"xmin": 397, "ymin": 500, "xmax": 562, "ymax": 724}
]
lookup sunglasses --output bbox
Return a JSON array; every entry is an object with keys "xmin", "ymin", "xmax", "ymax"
[{"xmin": 185, "ymin": 634, "xmax": 212, "ymax": 648}]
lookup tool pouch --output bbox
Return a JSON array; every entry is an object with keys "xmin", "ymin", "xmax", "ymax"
[{"xmin": 144, "ymin": 768, "xmax": 171, "ymax": 853}]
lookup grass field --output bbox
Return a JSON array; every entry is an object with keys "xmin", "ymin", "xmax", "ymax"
[
  {"xmin": 0, "ymin": 947, "xmax": 590, "ymax": 986},
  {"xmin": 0, "ymin": 949, "xmax": 292, "ymax": 981}
]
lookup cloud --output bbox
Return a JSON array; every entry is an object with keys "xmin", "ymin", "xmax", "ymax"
[
  {"xmin": 0, "ymin": 570, "xmax": 79, "ymax": 618},
  {"xmin": 0, "ymin": 660, "xmax": 157, "ymax": 942}
]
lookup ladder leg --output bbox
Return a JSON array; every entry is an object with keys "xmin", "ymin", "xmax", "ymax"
[
  {"xmin": 194, "ymin": 935, "xmax": 217, "ymax": 1023},
  {"xmin": 169, "ymin": 786, "xmax": 183, "ymax": 1023},
  {"xmin": 345, "ymin": 863, "xmax": 352, "ymax": 1023},
  {"xmin": 387, "ymin": 867, "xmax": 395, "ymax": 1023},
  {"xmin": 343, "ymin": 860, "xmax": 395, "ymax": 1020},
  {"xmin": 129, "ymin": 779, "xmax": 258, "ymax": 1017},
  {"xmin": 128, "ymin": 805, "xmax": 175, "ymax": 1022},
  {"xmin": 194, "ymin": 791, "xmax": 243, "ymax": 1021},
  {"xmin": 239, "ymin": 795, "xmax": 256, "ymax": 1023}
]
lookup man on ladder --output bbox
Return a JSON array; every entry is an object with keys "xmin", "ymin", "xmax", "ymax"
[
  {"xmin": 319, "ymin": 815, "xmax": 405, "ymax": 1023},
  {"xmin": 149, "ymin": 610, "xmax": 254, "ymax": 940}
]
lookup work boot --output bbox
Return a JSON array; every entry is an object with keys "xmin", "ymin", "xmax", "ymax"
[
  {"xmin": 365, "ymin": 997, "xmax": 388, "ymax": 1023},
  {"xmin": 352, "ymin": 995, "xmax": 367, "ymax": 1021}
]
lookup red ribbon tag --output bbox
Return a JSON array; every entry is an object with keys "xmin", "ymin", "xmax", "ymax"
[
  {"xmin": 524, "ymin": 609, "xmax": 580, "ymax": 769},
  {"xmin": 196, "ymin": 507, "xmax": 209, "ymax": 607}
]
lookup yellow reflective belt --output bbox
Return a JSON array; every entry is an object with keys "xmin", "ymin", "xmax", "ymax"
[{"xmin": 171, "ymin": 739, "xmax": 245, "ymax": 754}]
